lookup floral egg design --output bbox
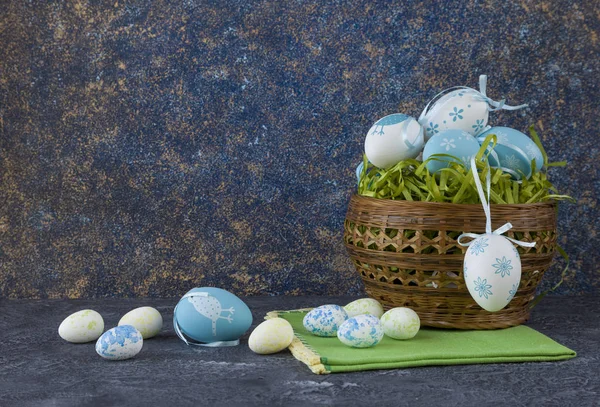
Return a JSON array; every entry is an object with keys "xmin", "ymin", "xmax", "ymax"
[
  {"xmin": 337, "ymin": 315, "xmax": 384, "ymax": 348},
  {"xmin": 423, "ymin": 129, "xmax": 481, "ymax": 174},
  {"xmin": 463, "ymin": 233, "xmax": 521, "ymax": 312},
  {"xmin": 303, "ymin": 305, "xmax": 348, "ymax": 337}
]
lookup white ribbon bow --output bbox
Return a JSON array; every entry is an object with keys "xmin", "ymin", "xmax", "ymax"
[{"xmin": 457, "ymin": 158, "xmax": 536, "ymax": 249}]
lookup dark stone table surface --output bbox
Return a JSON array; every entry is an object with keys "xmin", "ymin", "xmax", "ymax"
[{"xmin": 0, "ymin": 296, "xmax": 598, "ymax": 406}]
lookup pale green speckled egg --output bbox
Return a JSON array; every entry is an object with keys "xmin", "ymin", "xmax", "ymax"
[
  {"xmin": 118, "ymin": 306, "xmax": 163, "ymax": 339},
  {"xmin": 248, "ymin": 318, "xmax": 294, "ymax": 354},
  {"xmin": 380, "ymin": 307, "xmax": 420, "ymax": 340},
  {"xmin": 58, "ymin": 309, "xmax": 104, "ymax": 343},
  {"xmin": 344, "ymin": 298, "xmax": 384, "ymax": 319}
]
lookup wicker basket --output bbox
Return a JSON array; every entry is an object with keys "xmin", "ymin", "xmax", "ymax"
[{"xmin": 344, "ymin": 195, "xmax": 557, "ymax": 329}]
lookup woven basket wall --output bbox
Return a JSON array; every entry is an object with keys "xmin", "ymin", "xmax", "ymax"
[{"xmin": 344, "ymin": 195, "xmax": 558, "ymax": 329}]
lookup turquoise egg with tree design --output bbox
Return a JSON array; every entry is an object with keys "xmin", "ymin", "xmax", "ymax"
[
  {"xmin": 364, "ymin": 113, "xmax": 424, "ymax": 169},
  {"xmin": 463, "ymin": 233, "xmax": 521, "ymax": 312},
  {"xmin": 423, "ymin": 129, "xmax": 481, "ymax": 174}
]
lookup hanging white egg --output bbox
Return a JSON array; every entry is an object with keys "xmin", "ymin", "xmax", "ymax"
[
  {"xmin": 463, "ymin": 234, "xmax": 521, "ymax": 312},
  {"xmin": 364, "ymin": 114, "xmax": 424, "ymax": 169},
  {"xmin": 422, "ymin": 129, "xmax": 481, "ymax": 174}
]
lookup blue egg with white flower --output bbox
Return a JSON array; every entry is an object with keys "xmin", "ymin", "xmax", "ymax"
[
  {"xmin": 173, "ymin": 287, "xmax": 253, "ymax": 346},
  {"xmin": 423, "ymin": 129, "xmax": 481, "ymax": 174},
  {"xmin": 95, "ymin": 325, "xmax": 143, "ymax": 360},
  {"xmin": 477, "ymin": 127, "xmax": 543, "ymax": 180},
  {"xmin": 337, "ymin": 314, "xmax": 384, "ymax": 348}
]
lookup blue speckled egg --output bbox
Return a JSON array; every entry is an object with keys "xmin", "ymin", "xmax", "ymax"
[
  {"xmin": 364, "ymin": 114, "xmax": 424, "ymax": 169},
  {"xmin": 419, "ymin": 89, "xmax": 489, "ymax": 140},
  {"xmin": 95, "ymin": 325, "xmax": 143, "ymax": 360},
  {"xmin": 477, "ymin": 126, "xmax": 543, "ymax": 179},
  {"xmin": 337, "ymin": 315, "xmax": 384, "ymax": 348},
  {"xmin": 423, "ymin": 129, "xmax": 481, "ymax": 174},
  {"xmin": 173, "ymin": 287, "xmax": 252, "ymax": 345},
  {"xmin": 303, "ymin": 305, "xmax": 348, "ymax": 337}
]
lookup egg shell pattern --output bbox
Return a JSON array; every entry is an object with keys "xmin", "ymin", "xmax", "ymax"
[
  {"xmin": 423, "ymin": 129, "xmax": 481, "ymax": 174},
  {"xmin": 337, "ymin": 315, "xmax": 384, "ymax": 348},
  {"xmin": 380, "ymin": 307, "xmax": 421, "ymax": 340},
  {"xmin": 58, "ymin": 309, "xmax": 104, "ymax": 343},
  {"xmin": 464, "ymin": 233, "xmax": 521, "ymax": 312},
  {"xmin": 248, "ymin": 318, "xmax": 294, "ymax": 355},
  {"xmin": 344, "ymin": 298, "xmax": 384, "ymax": 318},
  {"xmin": 420, "ymin": 89, "xmax": 489, "ymax": 140},
  {"xmin": 478, "ymin": 126, "xmax": 544, "ymax": 178},
  {"xmin": 303, "ymin": 305, "xmax": 348, "ymax": 337},
  {"xmin": 95, "ymin": 325, "xmax": 143, "ymax": 361},
  {"xmin": 174, "ymin": 287, "xmax": 253, "ymax": 343},
  {"xmin": 364, "ymin": 113, "xmax": 424, "ymax": 169},
  {"xmin": 119, "ymin": 306, "xmax": 163, "ymax": 339}
]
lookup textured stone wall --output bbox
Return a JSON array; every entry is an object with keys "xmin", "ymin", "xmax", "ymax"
[{"xmin": 0, "ymin": 1, "xmax": 597, "ymax": 298}]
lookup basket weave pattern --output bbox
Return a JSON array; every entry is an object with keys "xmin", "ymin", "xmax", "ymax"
[{"xmin": 344, "ymin": 195, "xmax": 557, "ymax": 329}]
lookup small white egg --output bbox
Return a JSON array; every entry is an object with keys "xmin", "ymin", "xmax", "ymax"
[
  {"xmin": 58, "ymin": 309, "xmax": 104, "ymax": 343},
  {"xmin": 380, "ymin": 307, "xmax": 420, "ymax": 340},
  {"xmin": 344, "ymin": 298, "xmax": 384, "ymax": 318},
  {"xmin": 118, "ymin": 306, "xmax": 163, "ymax": 339},
  {"xmin": 248, "ymin": 318, "xmax": 294, "ymax": 355},
  {"xmin": 96, "ymin": 325, "xmax": 144, "ymax": 361},
  {"xmin": 337, "ymin": 315, "xmax": 384, "ymax": 348}
]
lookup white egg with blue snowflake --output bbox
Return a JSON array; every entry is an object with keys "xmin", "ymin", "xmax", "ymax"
[
  {"xmin": 477, "ymin": 126, "xmax": 543, "ymax": 179},
  {"xmin": 95, "ymin": 325, "xmax": 143, "ymax": 360},
  {"xmin": 423, "ymin": 129, "xmax": 481, "ymax": 174},
  {"xmin": 303, "ymin": 305, "xmax": 348, "ymax": 337},
  {"xmin": 337, "ymin": 314, "xmax": 384, "ymax": 348},
  {"xmin": 419, "ymin": 89, "xmax": 489, "ymax": 140},
  {"xmin": 463, "ymin": 233, "xmax": 521, "ymax": 312},
  {"xmin": 364, "ymin": 113, "xmax": 424, "ymax": 169}
]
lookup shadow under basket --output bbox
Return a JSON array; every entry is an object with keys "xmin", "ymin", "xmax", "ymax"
[{"xmin": 344, "ymin": 195, "xmax": 558, "ymax": 330}]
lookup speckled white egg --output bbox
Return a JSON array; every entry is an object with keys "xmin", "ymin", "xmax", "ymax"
[
  {"xmin": 95, "ymin": 325, "xmax": 143, "ymax": 361},
  {"xmin": 303, "ymin": 305, "xmax": 348, "ymax": 337},
  {"xmin": 464, "ymin": 233, "xmax": 521, "ymax": 312},
  {"xmin": 423, "ymin": 129, "xmax": 481, "ymax": 174},
  {"xmin": 420, "ymin": 89, "xmax": 489, "ymax": 140},
  {"xmin": 380, "ymin": 307, "xmax": 420, "ymax": 340},
  {"xmin": 337, "ymin": 315, "xmax": 384, "ymax": 348},
  {"xmin": 248, "ymin": 318, "xmax": 294, "ymax": 355},
  {"xmin": 365, "ymin": 113, "xmax": 424, "ymax": 169},
  {"xmin": 344, "ymin": 298, "xmax": 384, "ymax": 319},
  {"xmin": 58, "ymin": 309, "xmax": 104, "ymax": 343},
  {"xmin": 118, "ymin": 306, "xmax": 163, "ymax": 339},
  {"xmin": 477, "ymin": 126, "xmax": 543, "ymax": 179}
]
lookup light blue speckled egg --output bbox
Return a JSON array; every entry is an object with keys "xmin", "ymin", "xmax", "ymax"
[
  {"xmin": 95, "ymin": 325, "xmax": 143, "ymax": 360},
  {"xmin": 477, "ymin": 126, "xmax": 543, "ymax": 179},
  {"xmin": 303, "ymin": 305, "xmax": 348, "ymax": 337},
  {"xmin": 423, "ymin": 129, "xmax": 481, "ymax": 174},
  {"xmin": 173, "ymin": 287, "xmax": 252, "ymax": 345},
  {"xmin": 337, "ymin": 315, "xmax": 384, "ymax": 348},
  {"xmin": 419, "ymin": 89, "xmax": 489, "ymax": 140}
]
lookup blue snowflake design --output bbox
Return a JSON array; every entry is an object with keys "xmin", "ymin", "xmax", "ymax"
[
  {"xmin": 427, "ymin": 121, "xmax": 439, "ymax": 135},
  {"xmin": 472, "ymin": 119, "xmax": 484, "ymax": 133},
  {"xmin": 512, "ymin": 246, "xmax": 520, "ymax": 259},
  {"xmin": 469, "ymin": 238, "xmax": 488, "ymax": 256},
  {"xmin": 507, "ymin": 283, "xmax": 518, "ymax": 302},
  {"xmin": 449, "ymin": 107, "xmax": 464, "ymax": 122},
  {"xmin": 473, "ymin": 277, "xmax": 493, "ymax": 300},
  {"xmin": 463, "ymin": 265, "xmax": 468, "ymax": 279},
  {"xmin": 492, "ymin": 256, "xmax": 513, "ymax": 278}
]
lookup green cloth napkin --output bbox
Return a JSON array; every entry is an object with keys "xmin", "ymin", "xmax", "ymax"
[{"xmin": 268, "ymin": 309, "xmax": 576, "ymax": 374}]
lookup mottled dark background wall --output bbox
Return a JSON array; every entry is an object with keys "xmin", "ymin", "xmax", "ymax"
[{"xmin": 0, "ymin": 1, "xmax": 598, "ymax": 298}]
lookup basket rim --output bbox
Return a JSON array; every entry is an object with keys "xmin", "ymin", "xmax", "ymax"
[{"xmin": 350, "ymin": 194, "xmax": 558, "ymax": 209}]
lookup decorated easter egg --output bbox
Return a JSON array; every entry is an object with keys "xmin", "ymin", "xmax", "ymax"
[
  {"xmin": 380, "ymin": 307, "xmax": 420, "ymax": 340},
  {"xmin": 463, "ymin": 234, "xmax": 521, "ymax": 312},
  {"xmin": 364, "ymin": 114, "xmax": 424, "ymax": 169},
  {"xmin": 423, "ymin": 129, "xmax": 481, "ymax": 174},
  {"xmin": 344, "ymin": 298, "xmax": 384, "ymax": 319},
  {"xmin": 337, "ymin": 315, "xmax": 384, "ymax": 348},
  {"xmin": 173, "ymin": 287, "xmax": 253, "ymax": 345},
  {"xmin": 95, "ymin": 325, "xmax": 143, "ymax": 360},
  {"xmin": 248, "ymin": 318, "xmax": 294, "ymax": 355},
  {"xmin": 58, "ymin": 309, "xmax": 104, "ymax": 343},
  {"xmin": 477, "ymin": 126, "xmax": 543, "ymax": 179},
  {"xmin": 118, "ymin": 307, "xmax": 163, "ymax": 339},
  {"xmin": 419, "ymin": 89, "xmax": 489, "ymax": 139},
  {"xmin": 303, "ymin": 305, "xmax": 348, "ymax": 337}
]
